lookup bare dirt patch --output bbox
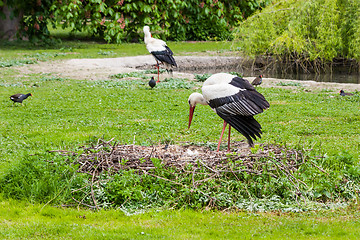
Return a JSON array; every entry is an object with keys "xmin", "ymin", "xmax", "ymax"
[{"xmin": 14, "ymin": 55, "xmax": 360, "ymax": 92}]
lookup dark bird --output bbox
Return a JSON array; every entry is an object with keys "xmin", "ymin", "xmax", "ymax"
[
  {"xmin": 251, "ymin": 75, "xmax": 263, "ymax": 86},
  {"xmin": 340, "ymin": 90, "xmax": 354, "ymax": 96},
  {"xmin": 143, "ymin": 26, "xmax": 177, "ymax": 83},
  {"xmin": 149, "ymin": 76, "xmax": 156, "ymax": 88},
  {"xmin": 188, "ymin": 73, "xmax": 270, "ymax": 151},
  {"xmin": 10, "ymin": 93, "xmax": 32, "ymax": 106}
]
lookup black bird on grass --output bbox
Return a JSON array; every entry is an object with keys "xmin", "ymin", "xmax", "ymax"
[
  {"xmin": 10, "ymin": 93, "xmax": 32, "ymax": 106},
  {"xmin": 340, "ymin": 90, "xmax": 354, "ymax": 96},
  {"xmin": 251, "ymin": 75, "xmax": 263, "ymax": 86},
  {"xmin": 149, "ymin": 76, "xmax": 156, "ymax": 88}
]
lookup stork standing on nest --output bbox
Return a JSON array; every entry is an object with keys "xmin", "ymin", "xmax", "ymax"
[
  {"xmin": 143, "ymin": 26, "xmax": 177, "ymax": 83},
  {"xmin": 188, "ymin": 73, "xmax": 270, "ymax": 152}
]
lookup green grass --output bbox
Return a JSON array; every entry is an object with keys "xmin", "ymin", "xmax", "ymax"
[
  {"xmin": 0, "ymin": 24, "xmax": 233, "ymax": 64},
  {"xmin": 0, "ymin": 75, "xmax": 359, "ymax": 210},
  {"xmin": 1, "ymin": 76, "xmax": 358, "ymax": 164},
  {"xmin": 0, "ymin": 39, "xmax": 233, "ymax": 66},
  {"xmin": 1, "ymin": 37, "xmax": 360, "ymax": 238},
  {"xmin": 1, "ymin": 198, "xmax": 360, "ymax": 239}
]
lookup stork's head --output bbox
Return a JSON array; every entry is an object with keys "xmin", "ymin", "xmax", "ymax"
[
  {"xmin": 188, "ymin": 92, "xmax": 207, "ymax": 129},
  {"xmin": 143, "ymin": 26, "xmax": 150, "ymax": 34}
]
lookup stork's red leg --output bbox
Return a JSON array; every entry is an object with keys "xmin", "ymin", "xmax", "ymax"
[
  {"xmin": 156, "ymin": 60, "xmax": 160, "ymax": 83},
  {"xmin": 217, "ymin": 120, "xmax": 228, "ymax": 152},
  {"xmin": 227, "ymin": 125, "xmax": 231, "ymax": 152}
]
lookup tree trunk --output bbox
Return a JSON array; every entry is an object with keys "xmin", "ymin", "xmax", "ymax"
[{"xmin": 0, "ymin": 4, "xmax": 23, "ymax": 40}]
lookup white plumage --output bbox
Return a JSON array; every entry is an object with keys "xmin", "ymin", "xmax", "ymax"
[
  {"xmin": 143, "ymin": 26, "xmax": 177, "ymax": 82},
  {"xmin": 188, "ymin": 73, "xmax": 270, "ymax": 151}
]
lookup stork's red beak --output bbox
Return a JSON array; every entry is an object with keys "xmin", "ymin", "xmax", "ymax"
[{"xmin": 188, "ymin": 106, "xmax": 195, "ymax": 129}]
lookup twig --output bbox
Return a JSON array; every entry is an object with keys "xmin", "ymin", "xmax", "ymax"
[
  {"xmin": 143, "ymin": 171, "xmax": 184, "ymax": 186},
  {"xmin": 268, "ymin": 157, "xmax": 306, "ymax": 204},
  {"xmin": 90, "ymin": 166, "xmax": 99, "ymax": 211},
  {"xmin": 309, "ymin": 160, "xmax": 329, "ymax": 176},
  {"xmin": 198, "ymin": 160, "xmax": 219, "ymax": 174},
  {"xmin": 72, "ymin": 197, "xmax": 97, "ymax": 209}
]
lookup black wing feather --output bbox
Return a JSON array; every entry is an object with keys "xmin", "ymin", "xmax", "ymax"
[
  {"xmin": 229, "ymin": 77, "xmax": 255, "ymax": 90},
  {"xmin": 217, "ymin": 112, "xmax": 262, "ymax": 146},
  {"xmin": 151, "ymin": 46, "xmax": 177, "ymax": 67},
  {"xmin": 165, "ymin": 46, "xmax": 173, "ymax": 55},
  {"xmin": 208, "ymin": 76, "xmax": 270, "ymax": 145},
  {"xmin": 209, "ymin": 91, "xmax": 269, "ymax": 116}
]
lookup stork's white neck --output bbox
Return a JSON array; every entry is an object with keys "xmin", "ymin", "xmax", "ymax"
[{"xmin": 143, "ymin": 26, "xmax": 152, "ymax": 43}]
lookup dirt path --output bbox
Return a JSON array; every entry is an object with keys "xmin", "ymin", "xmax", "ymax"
[{"xmin": 15, "ymin": 55, "xmax": 360, "ymax": 92}]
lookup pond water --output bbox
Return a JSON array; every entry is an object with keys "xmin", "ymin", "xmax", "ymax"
[
  {"xmin": 262, "ymin": 72, "xmax": 360, "ymax": 84},
  {"xmin": 184, "ymin": 67, "xmax": 360, "ymax": 84}
]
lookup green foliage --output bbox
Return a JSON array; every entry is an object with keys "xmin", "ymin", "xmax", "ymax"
[
  {"xmin": 194, "ymin": 72, "xmax": 242, "ymax": 82},
  {"xmin": 4, "ymin": 0, "xmax": 271, "ymax": 43},
  {"xmin": 0, "ymin": 40, "xmax": 233, "ymax": 64},
  {"xmin": 233, "ymin": 0, "xmax": 360, "ymax": 64},
  {"xmin": 0, "ymin": 153, "xmax": 83, "ymax": 204},
  {"xmin": 194, "ymin": 73, "xmax": 211, "ymax": 82},
  {"xmin": 276, "ymin": 81, "xmax": 302, "ymax": 87},
  {"xmin": 0, "ymin": 58, "xmax": 37, "ymax": 67},
  {"xmin": 0, "ymin": 57, "xmax": 359, "ymax": 211},
  {"xmin": 12, "ymin": 144, "xmax": 356, "ymax": 211},
  {"xmin": 158, "ymin": 78, "xmax": 196, "ymax": 89},
  {"xmin": 105, "ymin": 158, "xmax": 300, "ymax": 210},
  {"xmin": 228, "ymin": 71, "xmax": 243, "ymax": 77},
  {"xmin": 110, "ymin": 71, "xmax": 149, "ymax": 79},
  {"xmin": 5, "ymin": 0, "xmax": 58, "ymax": 44}
]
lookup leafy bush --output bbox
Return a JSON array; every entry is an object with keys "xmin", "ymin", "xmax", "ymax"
[
  {"xmin": 2, "ymin": 0, "xmax": 58, "ymax": 43},
  {"xmin": 3, "ymin": 0, "xmax": 271, "ymax": 43},
  {"xmin": 233, "ymin": 0, "xmax": 360, "ymax": 69}
]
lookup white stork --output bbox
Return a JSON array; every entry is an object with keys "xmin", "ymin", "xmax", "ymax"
[
  {"xmin": 188, "ymin": 73, "xmax": 270, "ymax": 151},
  {"xmin": 143, "ymin": 26, "xmax": 177, "ymax": 83}
]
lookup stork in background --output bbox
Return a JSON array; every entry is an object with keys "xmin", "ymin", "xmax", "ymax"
[
  {"xmin": 143, "ymin": 26, "xmax": 177, "ymax": 83},
  {"xmin": 188, "ymin": 73, "xmax": 270, "ymax": 151}
]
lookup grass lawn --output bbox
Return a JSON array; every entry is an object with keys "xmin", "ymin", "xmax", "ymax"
[
  {"xmin": 1, "ymin": 198, "xmax": 360, "ymax": 239},
  {"xmin": 0, "ymin": 35, "xmax": 360, "ymax": 238},
  {"xmin": 1, "ymin": 75, "xmax": 358, "ymax": 165},
  {"xmin": 0, "ymin": 37, "xmax": 234, "ymax": 65}
]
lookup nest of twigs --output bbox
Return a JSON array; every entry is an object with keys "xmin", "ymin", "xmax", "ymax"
[
  {"xmin": 52, "ymin": 139, "xmax": 326, "ymax": 209},
  {"xmin": 54, "ymin": 138, "xmax": 305, "ymax": 176}
]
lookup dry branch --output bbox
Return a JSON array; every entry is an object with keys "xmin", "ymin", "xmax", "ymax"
[{"xmin": 52, "ymin": 138, "xmax": 316, "ymax": 209}]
